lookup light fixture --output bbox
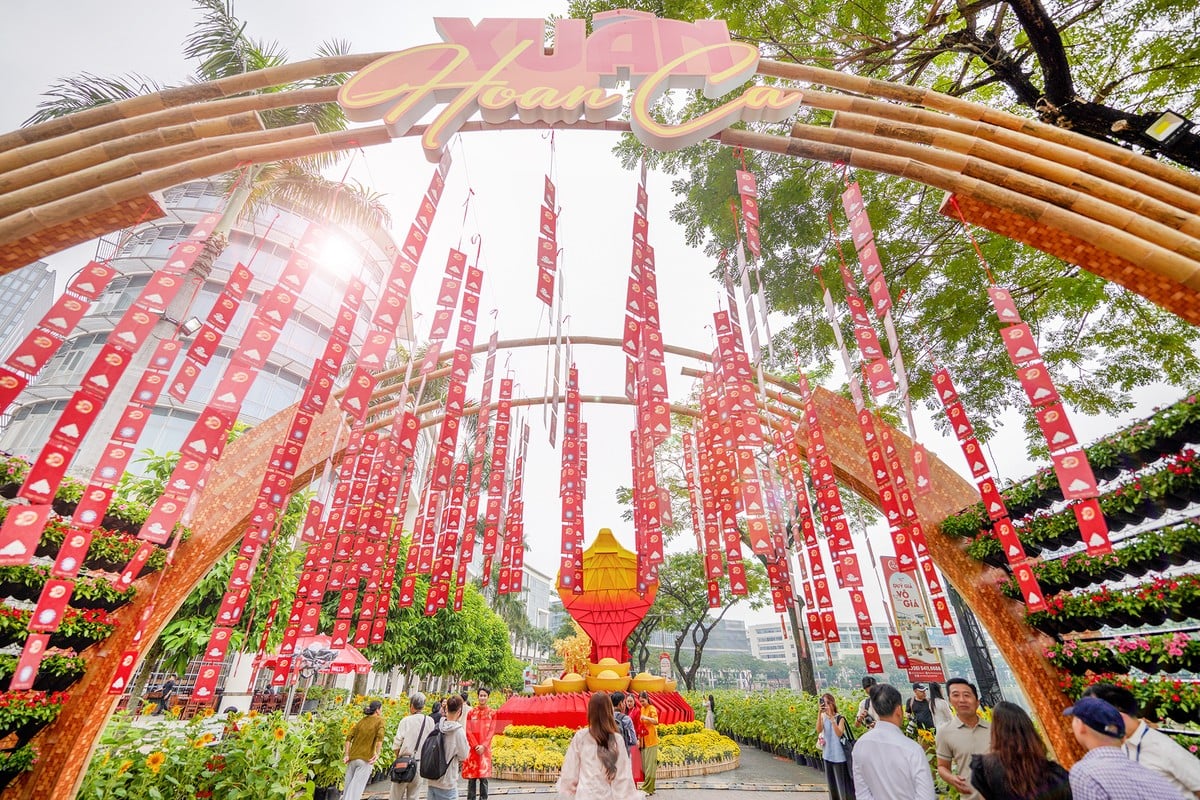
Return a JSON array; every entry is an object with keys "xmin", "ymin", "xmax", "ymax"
[
  {"xmin": 1145, "ymin": 110, "xmax": 1192, "ymax": 145},
  {"xmin": 179, "ymin": 316, "xmax": 202, "ymax": 336}
]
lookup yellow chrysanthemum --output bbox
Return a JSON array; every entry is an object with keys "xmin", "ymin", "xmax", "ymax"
[
  {"xmin": 146, "ymin": 751, "xmax": 166, "ymax": 774},
  {"xmin": 273, "ymin": 726, "xmax": 286, "ymax": 741}
]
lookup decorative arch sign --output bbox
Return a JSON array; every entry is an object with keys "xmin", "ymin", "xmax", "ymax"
[{"xmin": 338, "ymin": 10, "xmax": 804, "ymax": 159}]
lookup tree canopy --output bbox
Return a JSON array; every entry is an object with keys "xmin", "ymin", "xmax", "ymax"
[
  {"xmin": 567, "ymin": 0, "xmax": 1200, "ymax": 454},
  {"xmin": 649, "ymin": 551, "xmax": 770, "ymax": 689}
]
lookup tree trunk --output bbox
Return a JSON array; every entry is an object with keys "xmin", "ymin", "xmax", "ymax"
[{"xmin": 787, "ymin": 604, "xmax": 817, "ymax": 694}]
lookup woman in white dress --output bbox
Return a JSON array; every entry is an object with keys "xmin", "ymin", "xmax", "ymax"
[
  {"xmin": 556, "ymin": 692, "xmax": 641, "ymax": 800},
  {"xmin": 703, "ymin": 695, "xmax": 715, "ymax": 730}
]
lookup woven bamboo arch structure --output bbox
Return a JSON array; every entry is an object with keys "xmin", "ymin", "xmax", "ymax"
[
  {"xmin": 2, "ymin": 46, "xmax": 1199, "ymax": 798},
  {"xmin": 7, "ymin": 337, "xmax": 1046, "ymax": 800}
]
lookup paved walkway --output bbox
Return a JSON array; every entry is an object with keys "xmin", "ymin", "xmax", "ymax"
[{"xmin": 365, "ymin": 746, "xmax": 830, "ymax": 799}]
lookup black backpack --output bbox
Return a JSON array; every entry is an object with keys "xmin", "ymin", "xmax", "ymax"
[{"xmin": 418, "ymin": 726, "xmax": 454, "ymax": 780}]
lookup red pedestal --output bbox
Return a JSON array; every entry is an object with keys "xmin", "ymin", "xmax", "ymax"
[{"xmin": 496, "ymin": 691, "xmax": 695, "ymax": 730}]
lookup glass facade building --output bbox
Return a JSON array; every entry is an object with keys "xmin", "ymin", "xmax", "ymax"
[
  {"xmin": 0, "ymin": 180, "xmax": 410, "ymax": 467},
  {"xmin": 0, "ymin": 260, "xmax": 53, "ymax": 362}
]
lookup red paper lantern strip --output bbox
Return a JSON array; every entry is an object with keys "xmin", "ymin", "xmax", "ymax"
[
  {"xmin": 200, "ymin": 272, "xmax": 370, "ymax": 658},
  {"xmin": 342, "ymin": 159, "xmax": 452, "ymax": 420},
  {"xmin": 931, "ymin": 366, "xmax": 1048, "ymax": 612},
  {"xmin": 479, "ymin": 378, "xmax": 514, "ymax": 586},
  {"xmin": 535, "ymin": 175, "xmax": 558, "ymax": 306},
  {"xmin": 987, "ymin": 288, "xmax": 1111, "ymax": 554},
  {"xmin": 498, "ymin": 423, "xmax": 530, "ymax": 595},
  {"xmin": 1, "ymin": 261, "xmax": 116, "ymax": 408},
  {"xmin": 14, "ymin": 259, "xmax": 200, "ymax": 508}
]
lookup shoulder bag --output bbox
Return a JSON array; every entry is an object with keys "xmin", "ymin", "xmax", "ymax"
[
  {"xmin": 390, "ymin": 717, "xmax": 428, "ymax": 783},
  {"xmin": 836, "ymin": 715, "xmax": 856, "ymax": 757}
]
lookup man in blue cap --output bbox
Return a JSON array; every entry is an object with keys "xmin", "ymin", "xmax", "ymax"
[{"xmin": 1065, "ymin": 696, "xmax": 1189, "ymax": 799}]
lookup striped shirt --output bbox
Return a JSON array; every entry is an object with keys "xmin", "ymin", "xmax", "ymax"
[{"xmin": 1069, "ymin": 745, "xmax": 1190, "ymax": 800}]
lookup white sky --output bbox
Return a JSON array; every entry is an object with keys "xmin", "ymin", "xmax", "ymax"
[{"xmin": 0, "ymin": 2, "xmax": 1179, "ymax": 634}]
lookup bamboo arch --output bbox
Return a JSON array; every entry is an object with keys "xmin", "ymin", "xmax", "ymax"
[{"xmin": 2, "ymin": 44, "xmax": 1197, "ymax": 797}]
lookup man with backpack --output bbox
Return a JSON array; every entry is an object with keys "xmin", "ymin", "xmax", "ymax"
[{"xmin": 423, "ymin": 694, "xmax": 471, "ymax": 800}]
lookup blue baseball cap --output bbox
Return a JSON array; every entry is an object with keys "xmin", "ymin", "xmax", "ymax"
[{"xmin": 1063, "ymin": 696, "xmax": 1125, "ymax": 738}]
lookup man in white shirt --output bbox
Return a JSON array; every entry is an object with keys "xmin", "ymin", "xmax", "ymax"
[
  {"xmin": 390, "ymin": 692, "xmax": 434, "ymax": 800},
  {"xmin": 1084, "ymin": 684, "xmax": 1200, "ymax": 798},
  {"xmin": 852, "ymin": 683, "xmax": 936, "ymax": 800}
]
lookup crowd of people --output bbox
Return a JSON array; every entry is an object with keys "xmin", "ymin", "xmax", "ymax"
[
  {"xmin": 825, "ymin": 676, "xmax": 1200, "ymax": 800},
  {"xmin": 340, "ymin": 687, "xmax": 662, "ymax": 800},
  {"xmin": 339, "ymin": 677, "xmax": 1198, "ymax": 800}
]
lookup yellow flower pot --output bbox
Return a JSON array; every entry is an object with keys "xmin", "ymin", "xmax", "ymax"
[
  {"xmin": 630, "ymin": 672, "xmax": 666, "ymax": 693},
  {"xmin": 588, "ymin": 658, "xmax": 631, "ymax": 677},
  {"xmin": 585, "ymin": 670, "xmax": 631, "ymax": 692},
  {"xmin": 552, "ymin": 673, "xmax": 587, "ymax": 693}
]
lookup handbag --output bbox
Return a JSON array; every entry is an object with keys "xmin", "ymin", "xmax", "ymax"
[
  {"xmin": 390, "ymin": 716, "xmax": 428, "ymax": 783},
  {"xmin": 390, "ymin": 755, "xmax": 418, "ymax": 783},
  {"xmin": 836, "ymin": 715, "xmax": 856, "ymax": 757}
]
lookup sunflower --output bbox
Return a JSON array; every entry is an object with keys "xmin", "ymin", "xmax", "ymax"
[
  {"xmin": 193, "ymin": 733, "xmax": 216, "ymax": 748},
  {"xmin": 146, "ymin": 751, "xmax": 166, "ymax": 774},
  {"xmin": 116, "ymin": 759, "xmax": 133, "ymax": 775},
  {"xmin": 273, "ymin": 726, "xmax": 287, "ymax": 741}
]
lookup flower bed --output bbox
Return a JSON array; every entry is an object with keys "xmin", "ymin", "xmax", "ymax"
[
  {"xmin": 952, "ymin": 450, "xmax": 1200, "ymax": 557},
  {"xmin": 0, "ymin": 565, "xmax": 136, "ymax": 610},
  {"xmin": 0, "ymin": 743, "xmax": 38, "ymax": 790},
  {"xmin": 1026, "ymin": 574, "xmax": 1200, "ymax": 635},
  {"xmin": 0, "ymin": 691, "xmax": 68, "ymax": 746},
  {"xmin": 941, "ymin": 394, "xmax": 1200, "ymax": 535},
  {"xmin": 1046, "ymin": 631, "xmax": 1200, "ymax": 675},
  {"xmin": 998, "ymin": 519, "xmax": 1200, "ymax": 598},
  {"xmin": 490, "ymin": 723, "xmax": 739, "ymax": 781},
  {"xmin": 0, "ymin": 652, "xmax": 86, "ymax": 693},
  {"xmin": 0, "ymin": 606, "xmax": 118, "ymax": 650},
  {"xmin": 34, "ymin": 521, "xmax": 167, "ymax": 574},
  {"xmin": 1060, "ymin": 673, "xmax": 1200, "ymax": 725}
]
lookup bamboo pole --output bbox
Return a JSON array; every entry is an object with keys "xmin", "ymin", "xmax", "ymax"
[
  {"xmin": 715, "ymin": 128, "xmax": 1200, "ymax": 291},
  {"xmin": 1, "ymin": 53, "xmax": 390, "ymax": 151},
  {"xmin": 0, "ymin": 123, "xmax": 318, "ymax": 219},
  {"xmin": 0, "ymin": 113, "xmax": 263, "ymax": 194},
  {"xmin": 0, "ymin": 126, "xmax": 392, "ymax": 247},
  {"xmin": 784, "ymin": 117, "xmax": 1200, "ymax": 260},
  {"xmin": 757, "ymin": 59, "xmax": 1200, "ymax": 196},
  {"xmin": 799, "ymin": 89, "xmax": 1200, "ymax": 216},
  {"xmin": 0, "ymin": 87, "xmax": 336, "ymax": 174}
]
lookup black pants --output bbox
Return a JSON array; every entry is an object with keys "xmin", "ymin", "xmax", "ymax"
[
  {"xmin": 824, "ymin": 759, "xmax": 855, "ymax": 800},
  {"xmin": 467, "ymin": 778, "xmax": 488, "ymax": 800}
]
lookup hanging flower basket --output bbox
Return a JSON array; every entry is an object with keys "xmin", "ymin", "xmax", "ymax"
[{"xmin": 0, "ymin": 653, "xmax": 85, "ymax": 695}]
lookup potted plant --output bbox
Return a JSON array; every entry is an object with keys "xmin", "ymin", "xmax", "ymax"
[
  {"xmin": 49, "ymin": 608, "xmax": 120, "ymax": 651},
  {"xmin": 0, "ymin": 690, "xmax": 68, "ymax": 745},
  {"xmin": 0, "ymin": 743, "xmax": 37, "ymax": 790},
  {"xmin": 0, "ymin": 566, "xmax": 49, "ymax": 604},
  {"xmin": 0, "ymin": 652, "xmax": 86, "ymax": 693},
  {"xmin": 71, "ymin": 575, "xmax": 136, "ymax": 611}
]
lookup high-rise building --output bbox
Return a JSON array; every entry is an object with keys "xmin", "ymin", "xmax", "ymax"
[
  {"xmin": 747, "ymin": 621, "xmax": 799, "ymax": 666},
  {"xmin": 0, "ymin": 260, "xmax": 54, "ymax": 362},
  {"xmin": 0, "ymin": 180, "xmax": 411, "ymax": 464}
]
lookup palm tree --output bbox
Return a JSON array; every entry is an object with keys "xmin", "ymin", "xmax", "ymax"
[{"xmin": 25, "ymin": 0, "xmax": 390, "ymax": 237}]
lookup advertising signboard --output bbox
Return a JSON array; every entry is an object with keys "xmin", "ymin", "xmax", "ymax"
[{"xmin": 882, "ymin": 557, "xmax": 945, "ymax": 683}]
